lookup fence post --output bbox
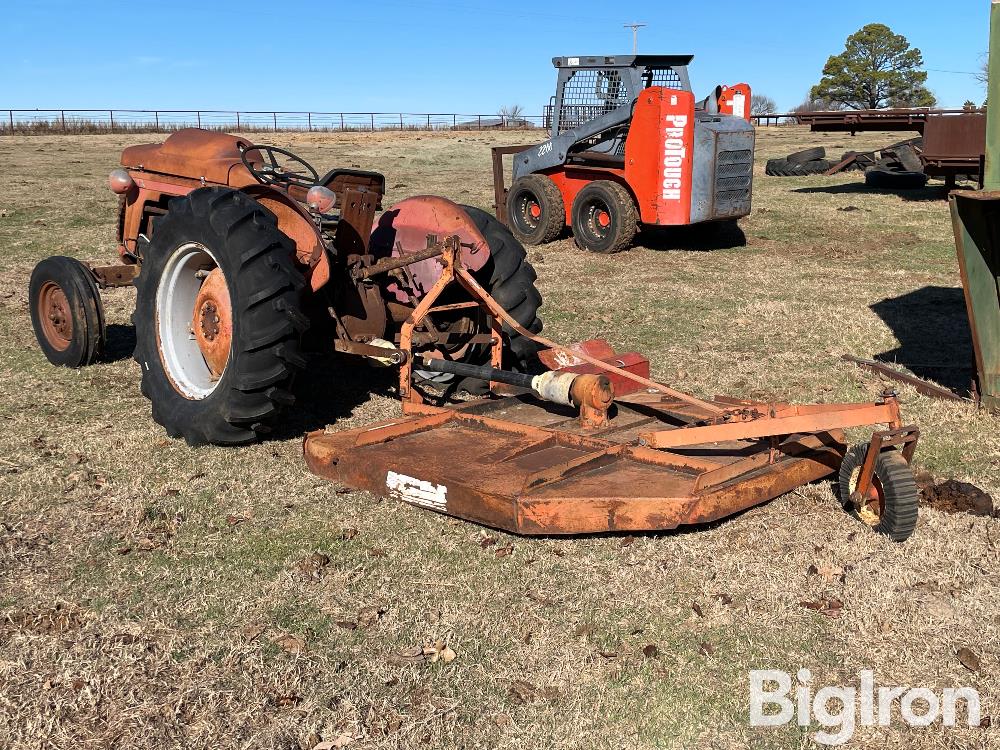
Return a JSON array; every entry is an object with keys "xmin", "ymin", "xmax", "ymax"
[
  {"xmin": 109, "ymin": 110, "xmax": 115, "ymax": 132},
  {"xmin": 273, "ymin": 112, "xmax": 277, "ymax": 130},
  {"xmin": 370, "ymin": 113, "xmax": 375, "ymax": 130},
  {"xmin": 478, "ymin": 115, "xmax": 482, "ymax": 131},
  {"xmin": 453, "ymin": 114, "xmax": 457, "ymax": 129},
  {"xmin": 308, "ymin": 112, "xmax": 312, "ymax": 131},
  {"xmin": 236, "ymin": 111, "xmax": 240, "ymax": 130},
  {"xmin": 340, "ymin": 113, "xmax": 344, "ymax": 130},
  {"xmin": 61, "ymin": 110, "xmax": 66, "ymax": 131},
  {"xmin": 399, "ymin": 113, "xmax": 403, "ymax": 130},
  {"xmin": 154, "ymin": 111, "xmax": 159, "ymax": 130},
  {"xmin": 426, "ymin": 113, "xmax": 431, "ymax": 129},
  {"xmin": 8, "ymin": 110, "xmax": 13, "ymax": 134},
  {"xmin": 197, "ymin": 111, "xmax": 201, "ymax": 128}
]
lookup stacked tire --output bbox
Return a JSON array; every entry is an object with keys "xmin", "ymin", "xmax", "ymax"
[
  {"xmin": 765, "ymin": 146, "xmax": 834, "ymax": 177},
  {"xmin": 864, "ymin": 142, "xmax": 928, "ymax": 190}
]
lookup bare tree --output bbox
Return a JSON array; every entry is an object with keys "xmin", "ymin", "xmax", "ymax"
[
  {"xmin": 498, "ymin": 104, "xmax": 524, "ymax": 125},
  {"xmin": 750, "ymin": 93, "xmax": 777, "ymax": 117},
  {"xmin": 791, "ymin": 97, "xmax": 844, "ymax": 113}
]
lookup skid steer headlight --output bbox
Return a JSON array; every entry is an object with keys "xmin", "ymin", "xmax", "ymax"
[
  {"xmin": 306, "ymin": 185, "xmax": 336, "ymax": 213},
  {"xmin": 108, "ymin": 169, "xmax": 134, "ymax": 194}
]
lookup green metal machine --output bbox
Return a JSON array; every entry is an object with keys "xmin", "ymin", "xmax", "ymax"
[{"xmin": 949, "ymin": 0, "xmax": 1000, "ymax": 410}]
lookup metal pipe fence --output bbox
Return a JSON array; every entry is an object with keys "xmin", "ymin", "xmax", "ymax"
[{"xmin": 2, "ymin": 109, "xmax": 547, "ymax": 134}]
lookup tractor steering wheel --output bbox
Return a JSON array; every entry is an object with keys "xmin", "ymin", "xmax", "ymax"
[{"xmin": 241, "ymin": 145, "xmax": 319, "ymax": 190}]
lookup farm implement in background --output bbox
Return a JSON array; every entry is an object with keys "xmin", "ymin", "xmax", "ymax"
[{"xmin": 949, "ymin": 0, "xmax": 1000, "ymax": 413}]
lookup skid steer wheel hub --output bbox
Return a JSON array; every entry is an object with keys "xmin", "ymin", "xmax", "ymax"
[
  {"xmin": 581, "ymin": 199, "xmax": 612, "ymax": 240},
  {"xmin": 37, "ymin": 281, "xmax": 73, "ymax": 351}
]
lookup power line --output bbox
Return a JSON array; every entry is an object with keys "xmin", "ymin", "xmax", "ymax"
[{"xmin": 623, "ymin": 22, "xmax": 646, "ymax": 55}]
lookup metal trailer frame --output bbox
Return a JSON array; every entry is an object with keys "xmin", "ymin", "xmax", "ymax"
[{"xmin": 304, "ymin": 240, "xmax": 918, "ymax": 535}]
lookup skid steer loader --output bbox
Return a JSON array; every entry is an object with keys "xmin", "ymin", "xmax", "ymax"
[{"xmin": 493, "ymin": 55, "xmax": 755, "ymax": 252}]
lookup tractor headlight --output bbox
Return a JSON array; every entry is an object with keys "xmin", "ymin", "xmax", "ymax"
[
  {"xmin": 306, "ymin": 185, "xmax": 336, "ymax": 213},
  {"xmin": 108, "ymin": 169, "xmax": 134, "ymax": 194}
]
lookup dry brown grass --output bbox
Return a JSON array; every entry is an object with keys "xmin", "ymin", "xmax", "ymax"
[{"xmin": 0, "ymin": 128, "xmax": 997, "ymax": 749}]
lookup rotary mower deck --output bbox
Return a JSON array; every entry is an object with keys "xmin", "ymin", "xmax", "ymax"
[{"xmin": 304, "ymin": 241, "xmax": 920, "ymax": 537}]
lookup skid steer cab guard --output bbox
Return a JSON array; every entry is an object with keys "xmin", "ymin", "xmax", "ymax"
[{"xmin": 493, "ymin": 54, "xmax": 754, "ymax": 253}]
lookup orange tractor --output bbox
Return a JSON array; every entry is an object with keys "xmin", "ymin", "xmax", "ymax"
[
  {"xmin": 29, "ymin": 128, "xmax": 920, "ymax": 540},
  {"xmin": 493, "ymin": 55, "xmax": 755, "ymax": 253}
]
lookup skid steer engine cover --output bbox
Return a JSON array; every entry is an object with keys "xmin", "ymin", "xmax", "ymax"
[{"xmin": 626, "ymin": 89, "xmax": 754, "ymax": 225}]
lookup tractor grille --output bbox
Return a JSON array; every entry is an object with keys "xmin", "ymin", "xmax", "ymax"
[
  {"xmin": 556, "ymin": 68, "xmax": 628, "ymax": 133},
  {"xmin": 714, "ymin": 149, "xmax": 753, "ymax": 211},
  {"xmin": 642, "ymin": 67, "xmax": 683, "ymax": 90}
]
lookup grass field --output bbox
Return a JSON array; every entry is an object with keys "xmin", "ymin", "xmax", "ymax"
[{"xmin": 0, "ymin": 127, "xmax": 997, "ymax": 749}]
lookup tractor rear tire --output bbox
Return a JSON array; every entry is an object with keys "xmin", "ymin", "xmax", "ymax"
[
  {"xmin": 838, "ymin": 444, "xmax": 918, "ymax": 542},
  {"xmin": 506, "ymin": 174, "xmax": 565, "ymax": 246},
  {"xmin": 786, "ymin": 146, "xmax": 826, "ymax": 164},
  {"xmin": 570, "ymin": 180, "xmax": 638, "ymax": 253},
  {"xmin": 29, "ymin": 256, "xmax": 105, "ymax": 367},
  {"xmin": 460, "ymin": 205, "xmax": 543, "ymax": 372},
  {"xmin": 132, "ymin": 187, "xmax": 309, "ymax": 446}
]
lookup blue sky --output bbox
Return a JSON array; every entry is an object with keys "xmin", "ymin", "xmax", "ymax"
[{"xmin": 0, "ymin": 0, "xmax": 988, "ymax": 114}]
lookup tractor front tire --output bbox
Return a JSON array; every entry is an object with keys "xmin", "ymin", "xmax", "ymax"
[
  {"xmin": 570, "ymin": 180, "xmax": 638, "ymax": 253},
  {"xmin": 132, "ymin": 187, "xmax": 309, "ymax": 446},
  {"xmin": 506, "ymin": 174, "xmax": 565, "ymax": 246},
  {"xmin": 838, "ymin": 444, "xmax": 919, "ymax": 542},
  {"xmin": 29, "ymin": 256, "xmax": 106, "ymax": 367}
]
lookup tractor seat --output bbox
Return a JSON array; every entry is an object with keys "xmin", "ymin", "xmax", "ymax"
[
  {"xmin": 319, "ymin": 168, "xmax": 387, "ymax": 210},
  {"xmin": 121, "ymin": 128, "xmax": 260, "ymax": 186}
]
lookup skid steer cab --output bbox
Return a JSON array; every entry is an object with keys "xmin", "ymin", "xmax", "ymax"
[{"xmin": 493, "ymin": 54, "xmax": 755, "ymax": 253}]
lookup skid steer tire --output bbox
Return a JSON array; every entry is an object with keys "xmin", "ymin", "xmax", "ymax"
[
  {"xmin": 864, "ymin": 168, "xmax": 928, "ymax": 190},
  {"xmin": 838, "ymin": 444, "xmax": 918, "ymax": 542},
  {"xmin": 506, "ymin": 174, "xmax": 565, "ymax": 246},
  {"xmin": 458, "ymin": 205, "xmax": 543, "ymax": 373},
  {"xmin": 570, "ymin": 180, "xmax": 638, "ymax": 253},
  {"xmin": 133, "ymin": 187, "xmax": 309, "ymax": 446},
  {"xmin": 29, "ymin": 256, "xmax": 106, "ymax": 367},
  {"xmin": 786, "ymin": 146, "xmax": 826, "ymax": 164}
]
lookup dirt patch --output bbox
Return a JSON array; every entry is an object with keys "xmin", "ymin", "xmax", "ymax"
[{"xmin": 917, "ymin": 471, "xmax": 996, "ymax": 517}]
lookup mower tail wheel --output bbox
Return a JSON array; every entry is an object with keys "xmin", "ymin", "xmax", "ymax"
[
  {"xmin": 570, "ymin": 180, "xmax": 638, "ymax": 253},
  {"xmin": 506, "ymin": 174, "xmax": 565, "ymax": 245},
  {"xmin": 29, "ymin": 256, "xmax": 105, "ymax": 367},
  {"xmin": 133, "ymin": 187, "xmax": 308, "ymax": 446},
  {"xmin": 838, "ymin": 444, "xmax": 919, "ymax": 542}
]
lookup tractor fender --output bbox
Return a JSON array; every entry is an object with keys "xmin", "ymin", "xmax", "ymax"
[
  {"xmin": 369, "ymin": 195, "xmax": 490, "ymax": 305},
  {"xmin": 241, "ymin": 185, "xmax": 330, "ymax": 291}
]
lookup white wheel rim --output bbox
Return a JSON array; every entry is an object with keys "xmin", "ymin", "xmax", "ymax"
[{"xmin": 155, "ymin": 242, "xmax": 226, "ymax": 399}]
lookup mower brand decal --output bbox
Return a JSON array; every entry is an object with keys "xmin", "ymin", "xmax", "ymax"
[
  {"xmin": 386, "ymin": 470, "xmax": 448, "ymax": 511},
  {"xmin": 537, "ymin": 141, "xmax": 553, "ymax": 157},
  {"xmin": 662, "ymin": 114, "xmax": 689, "ymax": 201},
  {"xmin": 567, "ymin": 57, "xmax": 580, "ymax": 66}
]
